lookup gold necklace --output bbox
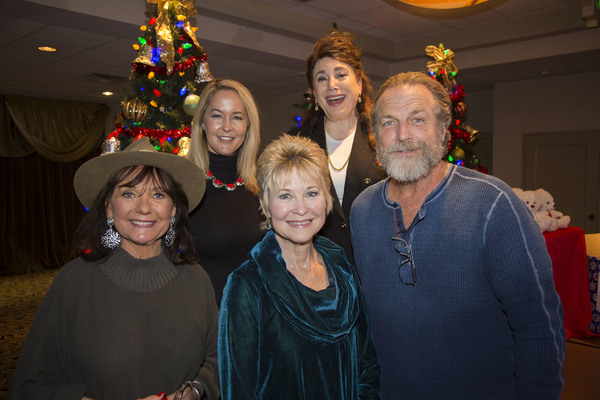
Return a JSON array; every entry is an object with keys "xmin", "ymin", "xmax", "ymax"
[
  {"xmin": 324, "ymin": 117, "xmax": 353, "ymax": 172},
  {"xmin": 325, "ymin": 140, "xmax": 352, "ymax": 171}
]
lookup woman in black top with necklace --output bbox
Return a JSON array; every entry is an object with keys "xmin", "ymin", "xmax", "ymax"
[
  {"xmin": 292, "ymin": 33, "xmax": 386, "ymax": 263},
  {"xmin": 188, "ymin": 79, "xmax": 263, "ymax": 304}
]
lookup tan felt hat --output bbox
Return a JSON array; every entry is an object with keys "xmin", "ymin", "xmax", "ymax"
[{"xmin": 74, "ymin": 137, "xmax": 205, "ymax": 210}]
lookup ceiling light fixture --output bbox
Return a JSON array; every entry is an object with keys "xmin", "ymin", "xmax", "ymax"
[
  {"xmin": 397, "ymin": 0, "xmax": 489, "ymax": 9},
  {"xmin": 102, "ymin": 91, "xmax": 114, "ymax": 96},
  {"xmin": 37, "ymin": 46, "xmax": 56, "ymax": 52}
]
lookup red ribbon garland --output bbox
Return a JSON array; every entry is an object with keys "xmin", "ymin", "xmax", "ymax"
[
  {"xmin": 133, "ymin": 54, "xmax": 206, "ymax": 76},
  {"xmin": 109, "ymin": 124, "xmax": 190, "ymax": 140},
  {"xmin": 451, "ymin": 84, "xmax": 465, "ymax": 103}
]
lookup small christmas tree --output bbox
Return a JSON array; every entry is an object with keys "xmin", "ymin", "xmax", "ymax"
[
  {"xmin": 104, "ymin": 0, "xmax": 213, "ymax": 156},
  {"xmin": 425, "ymin": 44, "xmax": 487, "ymax": 173}
]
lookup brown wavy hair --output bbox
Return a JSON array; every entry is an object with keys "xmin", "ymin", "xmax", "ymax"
[{"xmin": 305, "ymin": 34, "xmax": 375, "ymax": 149}]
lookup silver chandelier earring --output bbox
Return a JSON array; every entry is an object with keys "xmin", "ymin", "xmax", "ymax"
[
  {"xmin": 101, "ymin": 217, "xmax": 121, "ymax": 249},
  {"xmin": 164, "ymin": 217, "xmax": 176, "ymax": 248}
]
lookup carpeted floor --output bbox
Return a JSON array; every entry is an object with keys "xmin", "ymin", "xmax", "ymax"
[
  {"xmin": 1, "ymin": 269, "xmax": 599, "ymax": 399},
  {"xmin": 0, "ymin": 269, "xmax": 58, "ymax": 399}
]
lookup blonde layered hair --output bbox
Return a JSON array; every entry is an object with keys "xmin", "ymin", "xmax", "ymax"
[
  {"xmin": 257, "ymin": 134, "xmax": 333, "ymax": 219},
  {"xmin": 188, "ymin": 79, "xmax": 260, "ymax": 194}
]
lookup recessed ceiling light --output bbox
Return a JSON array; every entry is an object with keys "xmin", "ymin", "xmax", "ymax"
[
  {"xmin": 102, "ymin": 91, "xmax": 114, "ymax": 96},
  {"xmin": 37, "ymin": 46, "xmax": 56, "ymax": 52},
  {"xmin": 541, "ymin": 70, "xmax": 550, "ymax": 74},
  {"xmin": 397, "ymin": 0, "xmax": 489, "ymax": 9}
]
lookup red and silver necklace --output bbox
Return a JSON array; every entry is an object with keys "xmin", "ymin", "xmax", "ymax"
[{"xmin": 205, "ymin": 170, "xmax": 244, "ymax": 191}]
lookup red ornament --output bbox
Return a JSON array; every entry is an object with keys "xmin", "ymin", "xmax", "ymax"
[
  {"xmin": 177, "ymin": 47, "xmax": 183, "ymax": 54},
  {"xmin": 455, "ymin": 101, "xmax": 467, "ymax": 118},
  {"xmin": 153, "ymin": 89, "xmax": 161, "ymax": 97},
  {"xmin": 149, "ymin": 17, "xmax": 157, "ymax": 25}
]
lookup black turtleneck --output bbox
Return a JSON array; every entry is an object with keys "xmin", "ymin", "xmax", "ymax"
[{"xmin": 188, "ymin": 151, "xmax": 263, "ymax": 304}]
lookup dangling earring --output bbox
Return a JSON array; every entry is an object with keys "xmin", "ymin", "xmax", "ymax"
[
  {"xmin": 164, "ymin": 217, "xmax": 176, "ymax": 248},
  {"xmin": 357, "ymin": 95, "xmax": 362, "ymax": 104},
  {"xmin": 314, "ymin": 102, "xmax": 319, "ymax": 112},
  {"xmin": 265, "ymin": 217, "xmax": 272, "ymax": 231},
  {"xmin": 101, "ymin": 217, "xmax": 121, "ymax": 249}
]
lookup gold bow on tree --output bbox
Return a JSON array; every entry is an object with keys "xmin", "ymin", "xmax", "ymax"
[
  {"xmin": 147, "ymin": 0, "xmax": 201, "ymax": 74},
  {"xmin": 425, "ymin": 43, "xmax": 458, "ymax": 92},
  {"xmin": 425, "ymin": 44, "xmax": 458, "ymax": 75}
]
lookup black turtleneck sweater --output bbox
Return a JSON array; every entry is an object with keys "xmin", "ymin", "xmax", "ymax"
[
  {"xmin": 11, "ymin": 247, "xmax": 219, "ymax": 400},
  {"xmin": 188, "ymin": 152, "xmax": 263, "ymax": 304}
]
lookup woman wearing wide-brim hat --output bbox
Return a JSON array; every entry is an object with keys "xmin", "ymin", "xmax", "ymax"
[{"xmin": 11, "ymin": 137, "xmax": 219, "ymax": 400}]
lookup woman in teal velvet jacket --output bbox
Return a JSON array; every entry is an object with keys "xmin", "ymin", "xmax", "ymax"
[{"xmin": 218, "ymin": 134, "xmax": 380, "ymax": 400}]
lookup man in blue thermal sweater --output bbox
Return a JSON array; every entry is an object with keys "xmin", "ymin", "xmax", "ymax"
[{"xmin": 350, "ymin": 71, "xmax": 565, "ymax": 399}]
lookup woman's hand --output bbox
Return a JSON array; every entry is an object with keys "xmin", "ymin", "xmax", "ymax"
[
  {"xmin": 174, "ymin": 381, "xmax": 205, "ymax": 400},
  {"xmin": 137, "ymin": 392, "xmax": 175, "ymax": 400}
]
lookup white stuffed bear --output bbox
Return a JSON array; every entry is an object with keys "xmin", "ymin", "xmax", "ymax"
[
  {"xmin": 535, "ymin": 188, "xmax": 570, "ymax": 229},
  {"xmin": 513, "ymin": 188, "xmax": 555, "ymax": 232}
]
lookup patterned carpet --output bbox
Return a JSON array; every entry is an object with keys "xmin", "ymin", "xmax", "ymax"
[{"xmin": 0, "ymin": 269, "xmax": 58, "ymax": 397}]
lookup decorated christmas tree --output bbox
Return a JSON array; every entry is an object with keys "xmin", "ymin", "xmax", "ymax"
[
  {"xmin": 425, "ymin": 44, "xmax": 487, "ymax": 173},
  {"xmin": 104, "ymin": 0, "xmax": 213, "ymax": 156}
]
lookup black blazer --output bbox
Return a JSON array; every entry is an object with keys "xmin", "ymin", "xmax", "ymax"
[{"xmin": 292, "ymin": 116, "xmax": 387, "ymax": 263}]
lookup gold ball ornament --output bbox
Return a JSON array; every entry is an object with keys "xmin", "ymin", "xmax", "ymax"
[
  {"xmin": 177, "ymin": 137, "xmax": 191, "ymax": 157},
  {"xmin": 450, "ymin": 146, "xmax": 465, "ymax": 160},
  {"xmin": 183, "ymin": 94, "xmax": 200, "ymax": 116},
  {"xmin": 122, "ymin": 98, "xmax": 148, "ymax": 123}
]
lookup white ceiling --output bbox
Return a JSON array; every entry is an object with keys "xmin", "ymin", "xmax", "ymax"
[{"xmin": 0, "ymin": 0, "xmax": 598, "ymax": 107}]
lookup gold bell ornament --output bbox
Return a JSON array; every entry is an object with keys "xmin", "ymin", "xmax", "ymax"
[{"xmin": 195, "ymin": 60, "xmax": 214, "ymax": 83}]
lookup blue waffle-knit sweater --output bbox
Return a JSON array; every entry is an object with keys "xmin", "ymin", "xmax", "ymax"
[{"xmin": 350, "ymin": 164, "xmax": 565, "ymax": 400}]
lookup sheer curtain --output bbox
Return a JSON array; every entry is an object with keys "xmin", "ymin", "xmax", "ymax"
[{"xmin": 0, "ymin": 95, "xmax": 112, "ymax": 275}]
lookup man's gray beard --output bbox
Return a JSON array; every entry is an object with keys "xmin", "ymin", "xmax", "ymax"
[{"xmin": 377, "ymin": 140, "xmax": 444, "ymax": 183}]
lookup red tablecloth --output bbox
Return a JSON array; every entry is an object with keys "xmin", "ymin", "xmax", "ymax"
[{"xmin": 543, "ymin": 226, "xmax": 596, "ymax": 338}]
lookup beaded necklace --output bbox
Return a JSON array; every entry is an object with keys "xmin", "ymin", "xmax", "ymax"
[{"xmin": 205, "ymin": 170, "xmax": 244, "ymax": 191}]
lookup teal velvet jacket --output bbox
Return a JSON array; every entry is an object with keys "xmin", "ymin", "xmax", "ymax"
[{"xmin": 218, "ymin": 231, "xmax": 381, "ymax": 400}]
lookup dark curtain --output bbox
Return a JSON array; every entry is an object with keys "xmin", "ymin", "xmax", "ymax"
[
  {"xmin": 0, "ymin": 154, "xmax": 92, "ymax": 275},
  {"xmin": 0, "ymin": 96, "xmax": 111, "ymax": 275}
]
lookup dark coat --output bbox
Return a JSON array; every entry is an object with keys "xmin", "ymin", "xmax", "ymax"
[{"xmin": 292, "ymin": 115, "xmax": 387, "ymax": 263}]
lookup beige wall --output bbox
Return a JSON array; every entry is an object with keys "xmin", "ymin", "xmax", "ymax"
[
  {"xmin": 493, "ymin": 71, "xmax": 600, "ymax": 187},
  {"xmin": 257, "ymin": 91, "xmax": 310, "ymax": 149}
]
